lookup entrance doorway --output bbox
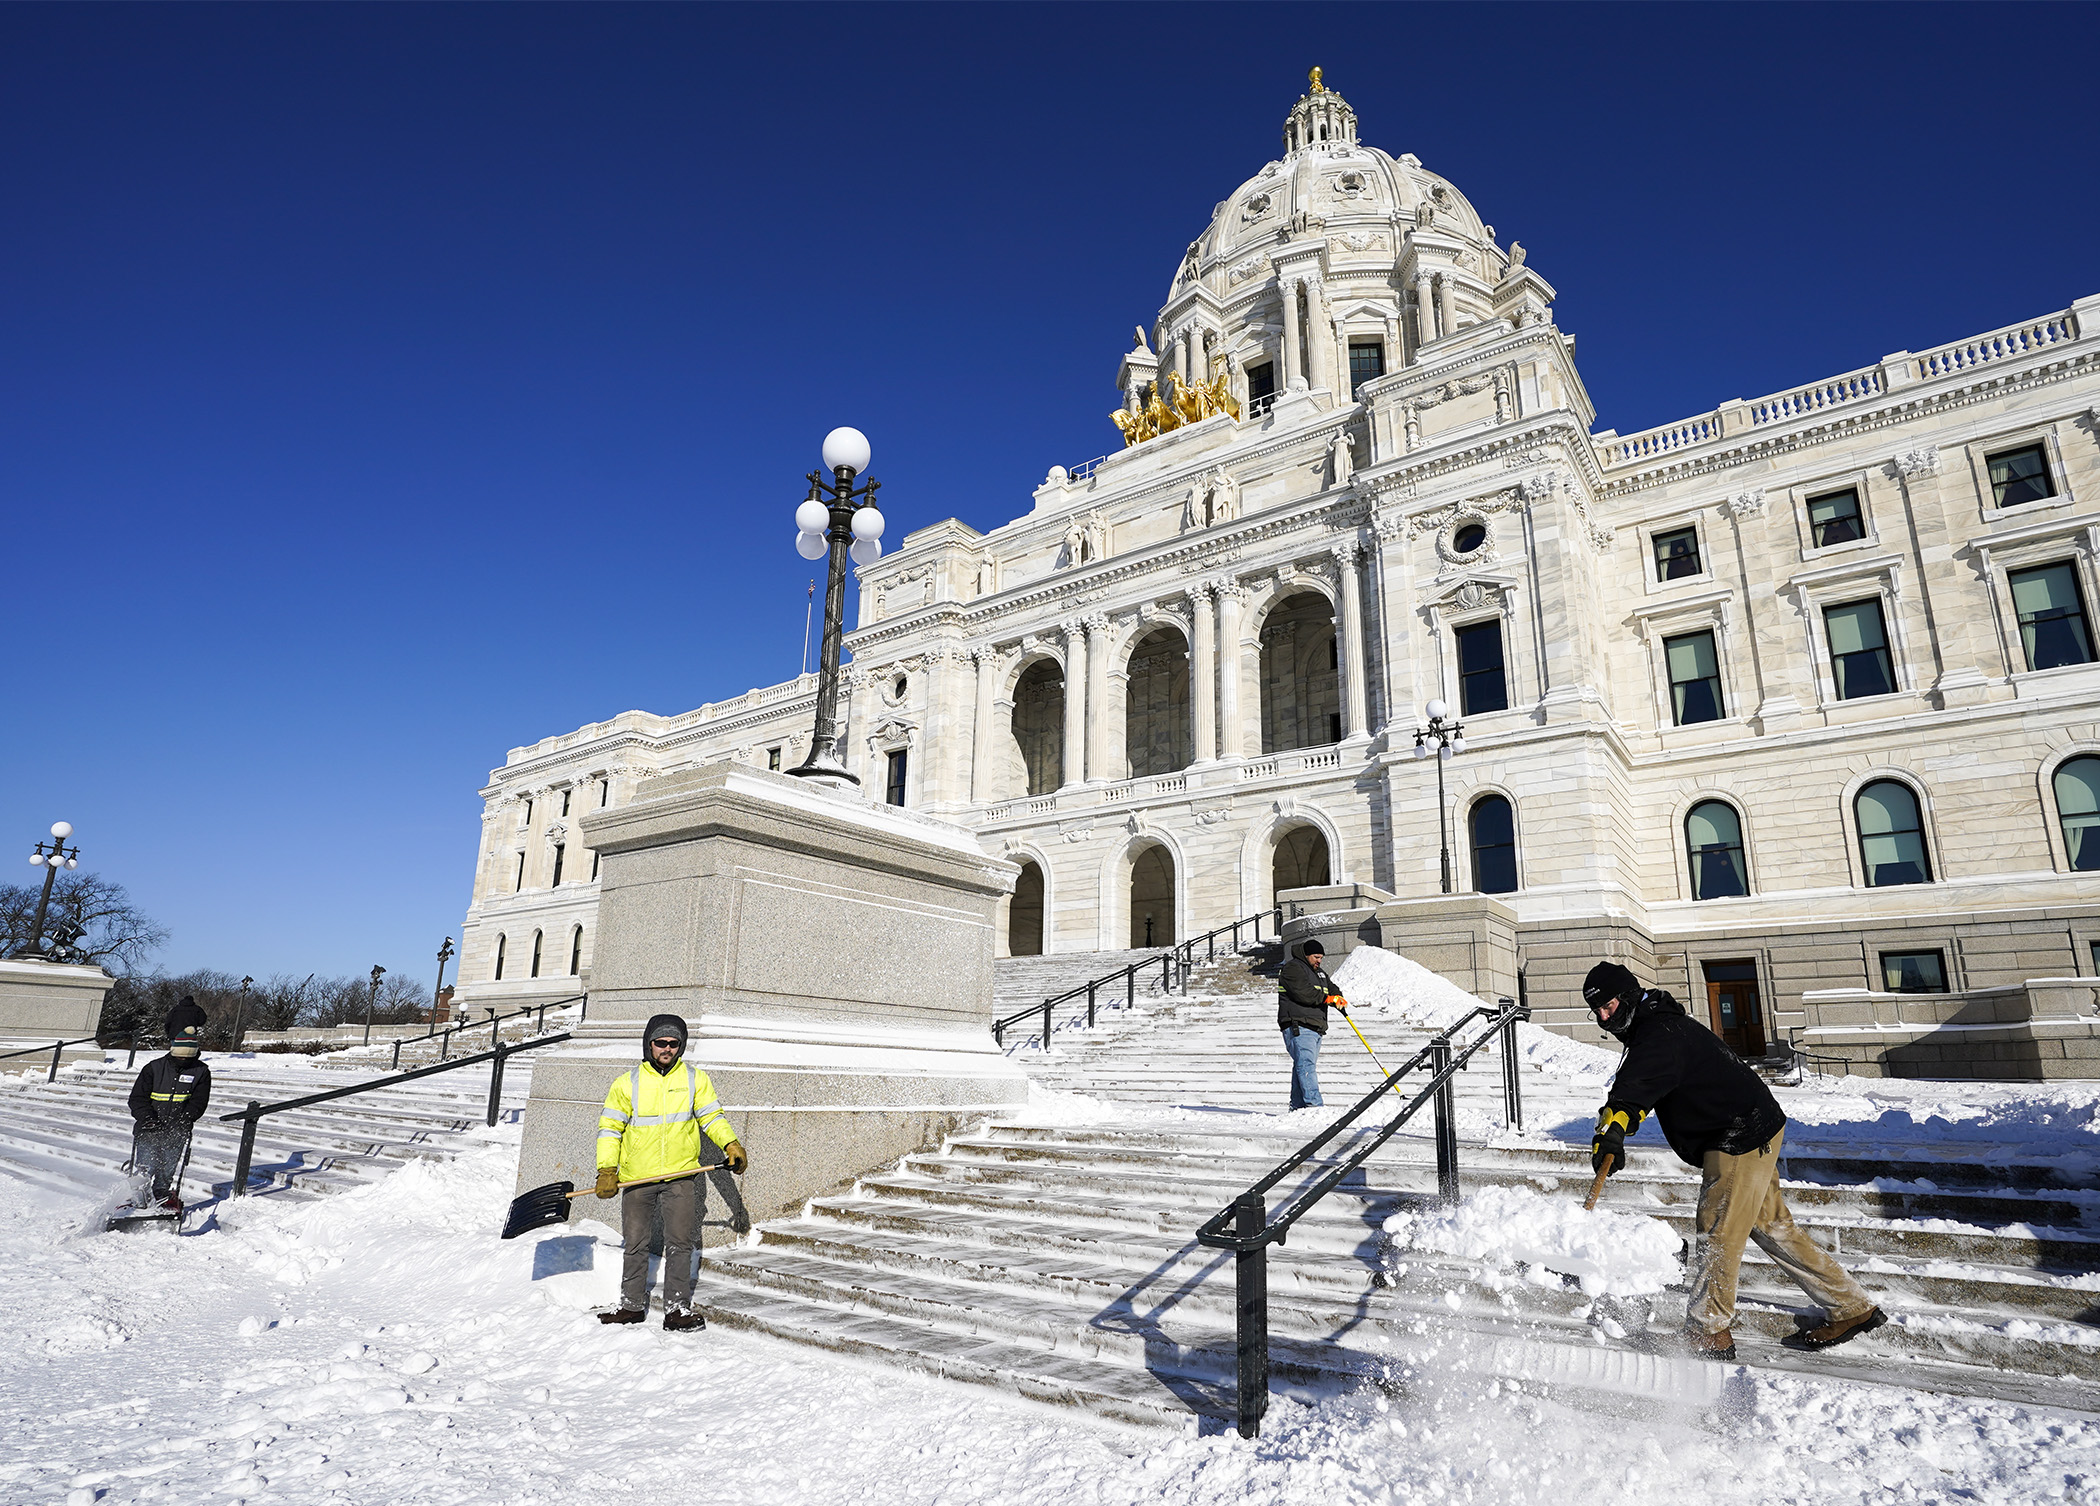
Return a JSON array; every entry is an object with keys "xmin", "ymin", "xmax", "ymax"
[
  {"xmin": 1129, "ymin": 844, "xmax": 1176, "ymax": 949},
  {"xmin": 1271, "ymin": 825, "xmax": 1330, "ymax": 903},
  {"xmin": 1009, "ymin": 861, "xmax": 1044, "ymax": 956},
  {"xmin": 1702, "ymin": 959, "xmax": 1766, "ymax": 1057}
]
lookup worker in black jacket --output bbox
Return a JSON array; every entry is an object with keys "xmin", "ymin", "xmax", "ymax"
[
  {"xmin": 126, "ymin": 997, "xmax": 213, "ymax": 1211},
  {"xmin": 1276, "ymin": 939, "xmax": 1346, "ymax": 1110},
  {"xmin": 1583, "ymin": 961, "xmax": 1883, "ymax": 1360}
]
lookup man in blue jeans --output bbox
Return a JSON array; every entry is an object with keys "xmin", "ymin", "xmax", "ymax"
[{"xmin": 1276, "ymin": 939, "xmax": 1346, "ymax": 1110}]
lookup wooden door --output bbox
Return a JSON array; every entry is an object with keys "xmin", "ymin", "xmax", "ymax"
[{"xmin": 1702, "ymin": 960, "xmax": 1766, "ymax": 1057}]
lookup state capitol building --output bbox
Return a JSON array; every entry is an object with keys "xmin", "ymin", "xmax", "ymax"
[{"xmin": 455, "ymin": 76, "xmax": 2100, "ymax": 1072}]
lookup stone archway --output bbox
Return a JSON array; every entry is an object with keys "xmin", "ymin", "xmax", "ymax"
[
  {"xmin": 1259, "ymin": 591, "xmax": 1341, "ymax": 753},
  {"xmin": 1124, "ymin": 625, "xmax": 1191, "ymax": 778},
  {"xmin": 1009, "ymin": 861, "xmax": 1045, "ymax": 956},
  {"xmin": 1129, "ymin": 844, "xmax": 1176, "ymax": 948},
  {"xmin": 1271, "ymin": 824, "xmax": 1331, "ymax": 902},
  {"xmin": 1009, "ymin": 660, "xmax": 1065, "ymax": 796}
]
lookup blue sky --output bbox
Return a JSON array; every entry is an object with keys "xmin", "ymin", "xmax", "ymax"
[{"xmin": 4, "ymin": 3, "xmax": 2092, "ymax": 981}]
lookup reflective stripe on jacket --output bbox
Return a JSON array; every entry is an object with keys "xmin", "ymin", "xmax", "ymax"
[
  {"xmin": 595, "ymin": 1061, "xmax": 737, "ymax": 1180},
  {"xmin": 128, "ymin": 1056, "xmax": 213, "ymax": 1125}
]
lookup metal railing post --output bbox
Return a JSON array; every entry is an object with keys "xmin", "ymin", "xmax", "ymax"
[
  {"xmin": 391, "ymin": 1039, "xmax": 404, "ymax": 1072},
  {"xmin": 1126, "ymin": 967, "xmax": 1135, "ymax": 1012},
  {"xmin": 992, "ymin": 1019, "xmax": 1005, "ymax": 1048},
  {"xmin": 1233, "ymin": 1192, "xmax": 1269, "ymax": 1440},
  {"xmin": 486, "ymin": 1042, "xmax": 508, "ymax": 1126},
  {"xmin": 1497, "ymin": 997, "xmax": 1523, "ymax": 1135},
  {"xmin": 1041, "ymin": 1001, "xmax": 1052, "ymax": 1053},
  {"xmin": 126, "ymin": 1041, "xmax": 139, "ymax": 1070},
  {"xmin": 580, "ymin": 992, "xmax": 589, "ymax": 1022},
  {"xmin": 1429, "ymin": 1034, "xmax": 1459, "ymax": 1204},
  {"xmin": 439, "ymin": 1026, "xmax": 452, "ymax": 1063},
  {"xmin": 232, "ymin": 1103, "xmax": 260, "ymax": 1197},
  {"xmin": 48, "ymin": 1040, "xmax": 63, "ymax": 1083},
  {"xmin": 1086, "ymin": 980, "xmax": 1096, "ymax": 1029},
  {"xmin": 490, "ymin": 1013, "xmax": 500, "ymax": 1050}
]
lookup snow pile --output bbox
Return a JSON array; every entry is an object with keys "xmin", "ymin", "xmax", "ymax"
[
  {"xmin": 1332, "ymin": 945, "xmax": 1618, "ymax": 1083},
  {"xmin": 1382, "ymin": 1183, "xmax": 1683, "ymax": 1297}
]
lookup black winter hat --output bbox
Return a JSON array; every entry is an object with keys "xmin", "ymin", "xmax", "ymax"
[
  {"xmin": 1581, "ymin": 962, "xmax": 1642, "ymax": 1038},
  {"xmin": 165, "ymin": 996, "xmax": 208, "ymax": 1043},
  {"xmin": 1301, "ymin": 939, "xmax": 1325, "ymax": 958},
  {"xmin": 642, "ymin": 1014, "xmax": 688, "ymax": 1055}
]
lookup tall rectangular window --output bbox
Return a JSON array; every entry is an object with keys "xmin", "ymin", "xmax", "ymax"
[
  {"xmin": 767, "ymin": 747, "xmax": 782, "ymax": 770},
  {"xmin": 590, "ymin": 851, "xmax": 600, "ymax": 882},
  {"xmin": 1246, "ymin": 361, "xmax": 1275, "ymax": 403},
  {"xmin": 599, "ymin": 780, "xmax": 609, "ymax": 808},
  {"xmin": 1347, "ymin": 340, "xmax": 1385, "ymax": 397},
  {"xmin": 1807, "ymin": 487, "xmax": 1865, "ymax": 548},
  {"xmin": 1879, "ymin": 950, "xmax": 1947, "ymax": 993},
  {"xmin": 549, "ymin": 844, "xmax": 565, "ymax": 887},
  {"xmin": 513, "ymin": 853, "xmax": 526, "ymax": 893},
  {"xmin": 885, "ymin": 749, "xmax": 908, "ymax": 807},
  {"xmin": 1824, "ymin": 598, "xmax": 1896, "ymax": 699},
  {"xmin": 1987, "ymin": 443, "xmax": 2054, "ymax": 508},
  {"xmin": 2009, "ymin": 562, "xmax": 2095, "ymax": 671},
  {"xmin": 1664, "ymin": 630, "xmax": 1725, "ymax": 725},
  {"xmin": 560, "ymin": 789, "xmax": 571, "ymax": 817},
  {"xmin": 1454, "ymin": 621, "xmax": 1508, "ymax": 715},
  {"xmin": 1652, "ymin": 526, "xmax": 1702, "ymax": 581}
]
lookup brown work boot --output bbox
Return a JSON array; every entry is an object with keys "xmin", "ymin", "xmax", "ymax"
[
  {"xmin": 597, "ymin": 1308, "xmax": 646, "ymax": 1325},
  {"xmin": 1683, "ymin": 1326, "xmax": 1736, "ymax": 1361},
  {"xmin": 1785, "ymin": 1306, "xmax": 1886, "ymax": 1352},
  {"xmin": 663, "ymin": 1309, "xmax": 706, "ymax": 1332}
]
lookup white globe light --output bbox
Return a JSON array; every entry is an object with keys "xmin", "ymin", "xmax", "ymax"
[
  {"xmin": 1424, "ymin": 699, "xmax": 1448, "ymax": 721},
  {"xmin": 1438, "ymin": 742, "xmax": 1453, "ymax": 762},
  {"xmin": 1412, "ymin": 742, "xmax": 1427, "ymax": 761},
  {"xmin": 821, "ymin": 427, "xmax": 872, "ymax": 475},
  {"xmin": 851, "ymin": 507, "xmax": 885, "ymax": 542},
  {"xmin": 30, "ymin": 853, "xmax": 45, "ymax": 867},
  {"xmin": 64, "ymin": 858, "xmax": 77, "ymax": 869},
  {"xmin": 795, "ymin": 530, "xmax": 828, "ymax": 561},
  {"xmin": 849, "ymin": 537, "xmax": 881, "ymax": 566},
  {"xmin": 1452, "ymin": 734, "xmax": 1467, "ymax": 754},
  {"xmin": 795, "ymin": 499, "xmax": 828, "ymax": 534},
  {"xmin": 50, "ymin": 822, "xmax": 72, "ymax": 840}
]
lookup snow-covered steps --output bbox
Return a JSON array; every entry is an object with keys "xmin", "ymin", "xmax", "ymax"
[{"xmin": 0, "ymin": 1054, "xmax": 532, "ymax": 1207}]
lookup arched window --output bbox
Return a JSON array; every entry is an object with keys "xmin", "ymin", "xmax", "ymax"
[
  {"xmin": 1685, "ymin": 801, "xmax": 1748, "ymax": 900},
  {"xmin": 2053, "ymin": 756, "xmax": 2100, "ymax": 871},
  {"xmin": 569, "ymin": 925, "xmax": 584, "ymax": 976},
  {"xmin": 1856, "ymin": 781, "xmax": 1931, "ymax": 887},
  {"xmin": 1468, "ymin": 796, "xmax": 1518, "ymax": 894},
  {"xmin": 493, "ymin": 934, "xmax": 507, "ymax": 981},
  {"xmin": 530, "ymin": 930, "xmax": 543, "ymax": 978}
]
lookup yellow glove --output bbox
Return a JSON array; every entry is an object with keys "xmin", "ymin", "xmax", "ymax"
[
  {"xmin": 724, "ymin": 1141, "xmax": 748, "ymax": 1175},
  {"xmin": 1590, "ymin": 1105, "xmax": 1647, "ymax": 1176},
  {"xmin": 594, "ymin": 1167, "xmax": 621, "ymax": 1199}
]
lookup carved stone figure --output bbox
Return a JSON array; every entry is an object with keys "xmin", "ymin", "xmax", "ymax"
[{"xmin": 1329, "ymin": 429, "xmax": 1355, "ymax": 488}]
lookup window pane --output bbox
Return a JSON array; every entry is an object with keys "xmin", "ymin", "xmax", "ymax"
[
  {"xmin": 1665, "ymin": 630, "xmax": 1724, "ymax": 725},
  {"xmin": 1825, "ymin": 599, "xmax": 1894, "ymax": 699},
  {"xmin": 1989, "ymin": 444, "xmax": 2054, "ymax": 507},
  {"xmin": 1653, "ymin": 527, "xmax": 1701, "ymax": 581},
  {"xmin": 1455, "ymin": 621, "xmax": 1508, "ymax": 714},
  {"xmin": 2054, "ymin": 757, "xmax": 2100, "ymax": 871},
  {"xmin": 1880, "ymin": 951, "xmax": 1946, "ymax": 993},
  {"xmin": 1469, "ymin": 796, "xmax": 1518, "ymax": 894},
  {"xmin": 1807, "ymin": 488, "xmax": 1864, "ymax": 548},
  {"xmin": 1348, "ymin": 341, "xmax": 1385, "ymax": 396},
  {"xmin": 1247, "ymin": 362, "xmax": 1276, "ymax": 402},
  {"xmin": 1685, "ymin": 800, "xmax": 1748, "ymax": 900},
  {"xmin": 1824, "ymin": 599, "xmax": 1885, "ymax": 656},
  {"xmin": 1857, "ymin": 781, "xmax": 1931, "ymax": 886},
  {"xmin": 885, "ymin": 750, "xmax": 908, "ymax": 807},
  {"xmin": 2010, "ymin": 563, "xmax": 2095, "ymax": 671}
]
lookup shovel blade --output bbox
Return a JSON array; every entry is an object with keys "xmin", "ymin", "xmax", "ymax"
[{"xmin": 502, "ymin": 1180, "xmax": 576, "ymax": 1240}]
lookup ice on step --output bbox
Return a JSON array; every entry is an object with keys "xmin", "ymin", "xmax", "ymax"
[{"xmin": 1382, "ymin": 1183, "xmax": 1682, "ymax": 1296}]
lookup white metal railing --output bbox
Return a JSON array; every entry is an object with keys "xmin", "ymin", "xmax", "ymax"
[
  {"xmin": 1246, "ymin": 392, "xmax": 1279, "ymax": 420},
  {"xmin": 1067, "ymin": 454, "xmax": 1114, "ymax": 482},
  {"xmin": 1910, "ymin": 310, "xmax": 2079, "ymax": 380}
]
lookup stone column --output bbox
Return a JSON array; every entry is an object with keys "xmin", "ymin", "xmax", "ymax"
[
  {"xmin": 970, "ymin": 647, "xmax": 999, "ymax": 803},
  {"xmin": 1414, "ymin": 267, "xmax": 1437, "ymax": 351},
  {"xmin": 1335, "ymin": 544, "xmax": 1370, "ymax": 741},
  {"xmin": 1279, "ymin": 279, "xmax": 1303, "ymax": 389},
  {"xmin": 1179, "ymin": 328, "xmax": 1196, "ymax": 391},
  {"xmin": 1370, "ymin": 517, "xmax": 1410, "ymax": 735},
  {"xmin": 1085, "ymin": 614, "xmax": 1111, "ymax": 783},
  {"xmin": 1305, "ymin": 279, "xmax": 1334, "ymax": 394},
  {"xmin": 1189, "ymin": 583, "xmax": 1218, "ymax": 764},
  {"xmin": 1060, "ymin": 620, "xmax": 1087, "ymax": 790},
  {"xmin": 1216, "ymin": 581, "xmax": 1245, "ymax": 760},
  {"xmin": 1436, "ymin": 273, "xmax": 1456, "ymax": 342}
]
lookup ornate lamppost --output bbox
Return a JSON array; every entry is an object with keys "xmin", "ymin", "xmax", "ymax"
[
  {"xmin": 788, "ymin": 428, "xmax": 886, "ymax": 787},
  {"xmin": 431, "ymin": 936, "xmax": 455, "ymax": 1025},
  {"xmin": 362, "ymin": 964, "xmax": 386, "ymax": 1047},
  {"xmin": 22, "ymin": 821, "xmax": 80, "ymax": 958},
  {"xmin": 1411, "ymin": 700, "xmax": 1467, "ymax": 894}
]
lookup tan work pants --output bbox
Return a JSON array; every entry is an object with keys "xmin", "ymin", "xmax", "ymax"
[{"xmin": 1687, "ymin": 1127, "xmax": 1873, "ymax": 1334}]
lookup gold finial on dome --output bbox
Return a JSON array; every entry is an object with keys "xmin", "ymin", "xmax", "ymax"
[{"xmin": 1309, "ymin": 66, "xmax": 1324, "ymax": 93}]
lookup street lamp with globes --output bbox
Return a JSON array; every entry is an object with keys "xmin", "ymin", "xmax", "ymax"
[
  {"xmin": 789, "ymin": 426, "xmax": 886, "ymax": 787},
  {"xmin": 1411, "ymin": 701, "xmax": 1467, "ymax": 894},
  {"xmin": 22, "ymin": 822, "xmax": 81, "ymax": 958}
]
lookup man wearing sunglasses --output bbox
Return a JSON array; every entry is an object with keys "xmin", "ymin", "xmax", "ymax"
[{"xmin": 593, "ymin": 1013, "xmax": 749, "ymax": 1330}]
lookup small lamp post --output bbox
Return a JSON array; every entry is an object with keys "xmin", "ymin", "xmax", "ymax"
[
  {"xmin": 362, "ymin": 964, "xmax": 386, "ymax": 1047},
  {"xmin": 234, "ymin": 975, "xmax": 254, "ymax": 1049},
  {"xmin": 431, "ymin": 936, "xmax": 455, "ymax": 1025},
  {"xmin": 1411, "ymin": 700, "xmax": 1467, "ymax": 894},
  {"xmin": 788, "ymin": 427, "xmax": 885, "ymax": 787},
  {"xmin": 22, "ymin": 822, "xmax": 80, "ymax": 958}
]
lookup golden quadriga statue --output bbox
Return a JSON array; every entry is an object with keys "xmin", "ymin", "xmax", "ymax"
[{"xmin": 1111, "ymin": 369, "xmax": 1241, "ymax": 448}]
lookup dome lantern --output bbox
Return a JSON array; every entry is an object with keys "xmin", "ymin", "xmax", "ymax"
[{"xmin": 1283, "ymin": 66, "xmax": 1358, "ymax": 153}]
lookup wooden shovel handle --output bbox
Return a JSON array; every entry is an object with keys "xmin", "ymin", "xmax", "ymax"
[
  {"xmin": 1584, "ymin": 1153, "xmax": 1614, "ymax": 1210},
  {"xmin": 564, "ymin": 1169, "xmax": 697, "ymax": 1200}
]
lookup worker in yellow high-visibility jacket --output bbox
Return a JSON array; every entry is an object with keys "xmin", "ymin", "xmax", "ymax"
[{"xmin": 593, "ymin": 1013, "xmax": 748, "ymax": 1331}]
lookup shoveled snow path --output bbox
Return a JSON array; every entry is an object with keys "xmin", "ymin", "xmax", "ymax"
[{"xmin": 5, "ymin": 1121, "xmax": 2097, "ymax": 1506}]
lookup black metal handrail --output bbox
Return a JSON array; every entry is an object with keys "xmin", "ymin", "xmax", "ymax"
[
  {"xmin": 1193, "ymin": 997, "xmax": 1527, "ymax": 1439},
  {"xmin": 220, "ymin": 1031, "xmax": 572, "ymax": 1197},
  {"xmin": 990, "ymin": 906, "xmax": 1282, "ymax": 1050},
  {"xmin": 387, "ymin": 994, "xmax": 584, "ymax": 1070},
  {"xmin": 0, "ymin": 1035, "xmax": 99, "ymax": 1082}
]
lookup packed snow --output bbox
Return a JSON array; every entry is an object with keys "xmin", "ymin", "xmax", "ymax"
[
  {"xmin": 3, "ymin": 1114, "xmax": 2097, "ymax": 1505},
  {"xmin": 1381, "ymin": 1183, "xmax": 1684, "ymax": 1297}
]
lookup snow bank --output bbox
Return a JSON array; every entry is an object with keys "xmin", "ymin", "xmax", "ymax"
[
  {"xmin": 1332, "ymin": 945, "xmax": 1617, "ymax": 1083},
  {"xmin": 1382, "ymin": 1183, "xmax": 1683, "ymax": 1297}
]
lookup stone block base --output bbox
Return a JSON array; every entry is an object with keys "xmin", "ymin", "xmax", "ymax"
[
  {"xmin": 1369, "ymin": 894, "xmax": 1521, "ymax": 1005},
  {"xmin": 0, "ymin": 958, "xmax": 114, "ymax": 1044}
]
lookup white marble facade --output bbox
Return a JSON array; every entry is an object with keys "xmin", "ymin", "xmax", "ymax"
[{"xmin": 458, "ymin": 77, "xmax": 2100, "ymax": 1050}]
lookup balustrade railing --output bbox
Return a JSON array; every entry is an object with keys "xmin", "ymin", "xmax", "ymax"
[
  {"xmin": 1747, "ymin": 367, "xmax": 1882, "ymax": 425},
  {"xmin": 1911, "ymin": 310, "xmax": 2079, "ymax": 380}
]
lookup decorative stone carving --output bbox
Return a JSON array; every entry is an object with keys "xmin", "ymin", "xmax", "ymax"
[
  {"xmin": 1059, "ymin": 511, "xmax": 1108, "ymax": 569},
  {"xmin": 1337, "ymin": 230, "xmax": 1385, "ymax": 253},
  {"xmin": 1723, "ymin": 488, "xmax": 1768, "ymax": 522},
  {"xmin": 1229, "ymin": 254, "xmax": 1271, "ymax": 286},
  {"xmin": 1450, "ymin": 580, "xmax": 1506, "ymax": 614},
  {"xmin": 1437, "ymin": 513, "xmax": 1497, "ymax": 565},
  {"xmin": 1896, "ymin": 445, "xmax": 1942, "ymax": 479},
  {"xmin": 1328, "ymin": 429, "xmax": 1355, "ymax": 489},
  {"xmin": 1182, "ymin": 467, "xmax": 1240, "ymax": 532}
]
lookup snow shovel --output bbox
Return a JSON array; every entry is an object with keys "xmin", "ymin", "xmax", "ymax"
[
  {"xmin": 1583, "ymin": 1152, "xmax": 1614, "ymax": 1211},
  {"xmin": 501, "ymin": 1169, "xmax": 700, "ymax": 1240}
]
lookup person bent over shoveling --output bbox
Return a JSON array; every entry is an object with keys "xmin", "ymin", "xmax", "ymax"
[
  {"xmin": 593, "ymin": 1013, "xmax": 747, "ymax": 1332},
  {"xmin": 1583, "ymin": 961, "xmax": 1883, "ymax": 1361}
]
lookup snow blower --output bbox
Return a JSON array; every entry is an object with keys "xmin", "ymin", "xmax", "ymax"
[
  {"xmin": 502, "ymin": 1169, "xmax": 708, "ymax": 1240},
  {"xmin": 107, "ymin": 1132, "xmax": 192, "ymax": 1233}
]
